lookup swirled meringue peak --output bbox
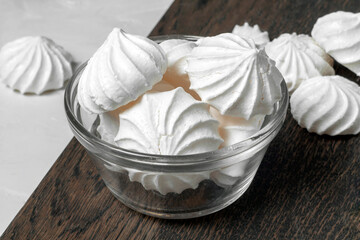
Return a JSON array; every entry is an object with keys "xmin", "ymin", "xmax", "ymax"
[
  {"xmin": 96, "ymin": 81, "xmax": 174, "ymax": 145},
  {"xmin": 232, "ymin": 22, "xmax": 270, "ymax": 48},
  {"xmin": 0, "ymin": 36, "xmax": 73, "ymax": 94},
  {"xmin": 187, "ymin": 33, "xmax": 283, "ymax": 120},
  {"xmin": 265, "ymin": 33, "xmax": 335, "ymax": 94},
  {"xmin": 312, "ymin": 11, "xmax": 360, "ymax": 76},
  {"xmin": 77, "ymin": 28, "xmax": 167, "ymax": 114},
  {"xmin": 115, "ymin": 87, "xmax": 223, "ymax": 155},
  {"xmin": 291, "ymin": 75, "xmax": 360, "ymax": 136}
]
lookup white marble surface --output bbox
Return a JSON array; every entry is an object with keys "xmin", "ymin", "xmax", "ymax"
[{"xmin": 0, "ymin": 0, "xmax": 173, "ymax": 234}]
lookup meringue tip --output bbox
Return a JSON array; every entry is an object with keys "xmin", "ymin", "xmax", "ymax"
[
  {"xmin": 77, "ymin": 29, "xmax": 167, "ymax": 114},
  {"xmin": 187, "ymin": 33, "xmax": 282, "ymax": 119}
]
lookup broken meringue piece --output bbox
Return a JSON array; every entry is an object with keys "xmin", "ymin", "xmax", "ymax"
[
  {"xmin": 291, "ymin": 75, "xmax": 360, "ymax": 135},
  {"xmin": 115, "ymin": 87, "xmax": 223, "ymax": 155},
  {"xmin": 0, "ymin": 36, "xmax": 73, "ymax": 94},
  {"xmin": 210, "ymin": 107, "xmax": 264, "ymax": 147},
  {"xmin": 160, "ymin": 39, "xmax": 197, "ymax": 77},
  {"xmin": 312, "ymin": 11, "xmax": 360, "ymax": 76},
  {"xmin": 160, "ymin": 39, "xmax": 200, "ymax": 100},
  {"xmin": 265, "ymin": 33, "xmax": 335, "ymax": 94},
  {"xmin": 232, "ymin": 22, "xmax": 270, "ymax": 48},
  {"xmin": 77, "ymin": 28, "xmax": 167, "ymax": 114},
  {"xmin": 187, "ymin": 33, "xmax": 283, "ymax": 120}
]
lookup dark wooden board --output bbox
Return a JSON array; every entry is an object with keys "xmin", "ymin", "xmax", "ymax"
[{"xmin": 2, "ymin": 0, "xmax": 360, "ymax": 239}]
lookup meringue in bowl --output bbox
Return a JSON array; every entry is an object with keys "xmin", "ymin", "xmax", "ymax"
[{"xmin": 64, "ymin": 35, "xmax": 288, "ymax": 219}]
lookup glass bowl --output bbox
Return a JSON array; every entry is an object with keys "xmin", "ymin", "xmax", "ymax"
[{"xmin": 64, "ymin": 35, "xmax": 289, "ymax": 219}]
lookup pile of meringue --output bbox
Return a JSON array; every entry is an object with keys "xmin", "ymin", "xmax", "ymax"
[
  {"xmin": 1, "ymin": 11, "xmax": 358, "ymax": 136},
  {"xmin": 76, "ymin": 28, "xmax": 284, "ymax": 194},
  {"xmin": 1, "ymin": 10, "xmax": 359, "ymax": 194},
  {"xmin": 78, "ymin": 28, "xmax": 283, "ymax": 152},
  {"xmin": 234, "ymin": 11, "xmax": 360, "ymax": 136}
]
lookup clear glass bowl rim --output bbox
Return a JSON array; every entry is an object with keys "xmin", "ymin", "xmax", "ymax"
[{"xmin": 64, "ymin": 34, "xmax": 289, "ymax": 165}]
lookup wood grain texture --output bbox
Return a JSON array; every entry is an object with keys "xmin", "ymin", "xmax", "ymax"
[{"xmin": 2, "ymin": 0, "xmax": 360, "ymax": 239}]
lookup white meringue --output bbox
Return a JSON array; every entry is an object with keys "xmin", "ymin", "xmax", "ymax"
[
  {"xmin": 102, "ymin": 153, "xmax": 210, "ymax": 195},
  {"xmin": 114, "ymin": 87, "xmax": 222, "ymax": 194},
  {"xmin": 103, "ymin": 143, "xmax": 211, "ymax": 195},
  {"xmin": 77, "ymin": 28, "xmax": 167, "ymax": 114},
  {"xmin": 210, "ymin": 147, "xmax": 267, "ymax": 187},
  {"xmin": 126, "ymin": 169, "xmax": 210, "ymax": 195},
  {"xmin": 0, "ymin": 36, "xmax": 73, "ymax": 94},
  {"xmin": 187, "ymin": 33, "xmax": 283, "ymax": 119},
  {"xmin": 232, "ymin": 22, "xmax": 270, "ymax": 48},
  {"xmin": 210, "ymin": 161, "xmax": 248, "ymax": 187},
  {"xmin": 160, "ymin": 39, "xmax": 197, "ymax": 77},
  {"xmin": 265, "ymin": 33, "xmax": 334, "ymax": 94},
  {"xmin": 97, "ymin": 109, "xmax": 122, "ymax": 145},
  {"xmin": 210, "ymin": 107, "xmax": 264, "ymax": 147},
  {"xmin": 96, "ymin": 81, "xmax": 174, "ymax": 145},
  {"xmin": 160, "ymin": 39, "xmax": 200, "ymax": 100},
  {"xmin": 115, "ymin": 87, "xmax": 223, "ymax": 154},
  {"xmin": 291, "ymin": 75, "xmax": 360, "ymax": 135},
  {"xmin": 312, "ymin": 11, "xmax": 360, "ymax": 76}
]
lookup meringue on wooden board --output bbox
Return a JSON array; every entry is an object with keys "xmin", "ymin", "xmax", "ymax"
[
  {"xmin": 312, "ymin": 11, "xmax": 360, "ymax": 76},
  {"xmin": 290, "ymin": 75, "xmax": 360, "ymax": 136},
  {"xmin": 265, "ymin": 33, "xmax": 334, "ymax": 94}
]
